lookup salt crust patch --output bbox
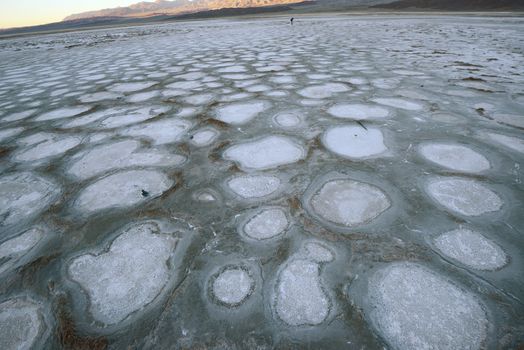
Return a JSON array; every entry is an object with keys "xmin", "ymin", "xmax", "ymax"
[
  {"xmin": 368, "ymin": 263, "xmax": 488, "ymax": 350},
  {"xmin": 434, "ymin": 228, "xmax": 507, "ymax": 270},
  {"xmin": 419, "ymin": 143, "xmax": 490, "ymax": 173},
  {"xmin": 68, "ymin": 221, "xmax": 177, "ymax": 325},
  {"xmin": 67, "ymin": 140, "xmax": 185, "ymax": 179},
  {"xmin": 74, "ymin": 170, "xmax": 173, "ymax": 213},
  {"xmin": 0, "ymin": 298, "xmax": 48, "ymax": 349},
  {"xmin": 311, "ymin": 179, "xmax": 391, "ymax": 226},
  {"xmin": 224, "ymin": 135, "xmax": 305, "ymax": 170},
  {"xmin": 0, "ymin": 172, "xmax": 60, "ymax": 226},
  {"xmin": 241, "ymin": 207, "xmax": 288, "ymax": 241},
  {"xmin": 426, "ymin": 177, "xmax": 502, "ymax": 216},
  {"xmin": 215, "ymin": 101, "xmax": 269, "ymax": 125},
  {"xmin": 323, "ymin": 126, "xmax": 387, "ymax": 159},
  {"xmin": 0, "ymin": 227, "xmax": 44, "ymax": 275},
  {"xmin": 274, "ymin": 242, "xmax": 334, "ymax": 326},
  {"xmin": 327, "ymin": 103, "xmax": 389, "ymax": 120},
  {"xmin": 119, "ymin": 118, "xmax": 192, "ymax": 145},
  {"xmin": 227, "ymin": 175, "xmax": 280, "ymax": 199}
]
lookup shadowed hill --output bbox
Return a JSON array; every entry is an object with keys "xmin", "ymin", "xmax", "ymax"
[{"xmin": 373, "ymin": 0, "xmax": 524, "ymax": 10}]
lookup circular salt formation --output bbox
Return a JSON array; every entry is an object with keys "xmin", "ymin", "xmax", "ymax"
[
  {"xmin": 0, "ymin": 172, "xmax": 60, "ymax": 226},
  {"xmin": 227, "ymin": 175, "xmax": 280, "ymax": 199},
  {"xmin": 273, "ymin": 112, "xmax": 301, "ymax": 128},
  {"xmin": 371, "ymin": 97, "xmax": 423, "ymax": 111},
  {"xmin": 107, "ymin": 81, "xmax": 156, "ymax": 93},
  {"xmin": 119, "ymin": 118, "xmax": 192, "ymax": 145},
  {"xmin": 0, "ymin": 298, "xmax": 48, "ymax": 350},
  {"xmin": 242, "ymin": 208, "xmax": 288, "ymax": 241},
  {"xmin": 323, "ymin": 126, "xmax": 387, "ymax": 159},
  {"xmin": 0, "ymin": 127, "xmax": 24, "ymax": 143},
  {"xmin": 14, "ymin": 135, "xmax": 81, "ymax": 163},
  {"xmin": 327, "ymin": 103, "xmax": 389, "ymax": 120},
  {"xmin": 310, "ymin": 179, "xmax": 390, "ymax": 227},
  {"xmin": 434, "ymin": 229, "xmax": 507, "ymax": 270},
  {"xmin": 193, "ymin": 190, "xmax": 217, "ymax": 202},
  {"xmin": 224, "ymin": 135, "xmax": 305, "ymax": 170},
  {"xmin": 485, "ymin": 132, "xmax": 524, "ymax": 154},
  {"xmin": 215, "ymin": 101, "xmax": 269, "ymax": 125},
  {"xmin": 211, "ymin": 267, "xmax": 254, "ymax": 307},
  {"xmin": 68, "ymin": 221, "xmax": 177, "ymax": 325},
  {"xmin": 74, "ymin": 170, "xmax": 173, "ymax": 214},
  {"xmin": 426, "ymin": 178, "xmax": 502, "ymax": 216},
  {"xmin": 297, "ymin": 83, "xmax": 349, "ymax": 99},
  {"xmin": 67, "ymin": 140, "xmax": 185, "ymax": 180},
  {"xmin": 419, "ymin": 143, "xmax": 490, "ymax": 173},
  {"xmin": 368, "ymin": 262, "xmax": 488, "ymax": 350},
  {"xmin": 275, "ymin": 259, "xmax": 330, "ymax": 326},
  {"xmin": 35, "ymin": 106, "xmax": 90, "ymax": 121},
  {"xmin": 190, "ymin": 128, "xmax": 219, "ymax": 147},
  {"xmin": 0, "ymin": 227, "xmax": 44, "ymax": 275}
]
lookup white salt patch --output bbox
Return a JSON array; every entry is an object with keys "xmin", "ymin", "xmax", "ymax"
[
  {"xmin": 419, "ymin": 143, "xmax": 490, "ymax": 173},
  {"xmin": 0, "ymin": 227, "xmax": 44, "ymax": 275},
  {"xmin": 212, "ymin": 268, "xmax": 254, "ymax": 306},
  {"xmin": 79, "ymin": 91, "xmax": 122, "ymax": 103},
  {"xmin": 311, "ymin": 179, "xmax": 390, "ymax": 226},
  {"xmin": 323, "ymin": 126, "xmax": 387, "ymax": 159},
  {"xmin": 183, "ymin": 93, "xmax": 215, "ymax": 105},
  {"xmin": 35, "ymin": 106, "xmax": 90, "ymax": 121},
  {"xmin": 100, "ymin": 106, "xmax": 168, "ymax": 129},
  {"xmin": 297, "ymin": 83, "xmax": 349, "ymax": 99},
  {"xmin": 68, "ymin": 221, "xmax": 177, "ymax": 325},
  {"xmin": 224, "ymin": 135, "xmax": 305, "ymax": 170},
  {"xmin": 67, "ymin": 140, "xmax": 185, "ymax": 180},
  {"xmin": 0, "ymin": 172, "xmax": 60, "ymax": 226},
  {"xmin": 14, "ymin": 135, "xmax": 81, "ymax": 162},
  {"xmin": 368, "ymin": 263, "xmax": 487, "ymax": 350},
  {"xmin": 485, "ymin": 132, "xmax": 524, "ymax": 154},
  {"xmin": 426, "ymin": 178, "xmax": 502, "ymax": 216},
  {"xmin": 0, "ymin": 298, "xmax": 48, "ymax": 349},
  {"xmin": 274, "ymin": 243, "xmax": 334, "ymax": 327},
  {"xmin": 217, "ymin": 65, "xmax": 247, "ymax": 73},
  {"xmin": 327, "ymin": 103, "xmax": 389, "ymax": 120},
  {"xmin": 434, "ymin": 229, "xmax": 507, "ymax": 270},
  {"xmin": 74, "ymin": 170, "xmax": 173, "ymax": 214},
  {"xmin": 0, "ymin": 127, "xmax": 24, "ymax": 142},
  {"xmin": 2, "ymin": 109, "xmax": 35, "ymax": 122},
  {"xmin": 126, "ymin": 91, "xmax": 159, "ymax": 103},
  {"xmin": 372, "ymin": 98, "xmax": 423, "ymax": 111},
  {"xmin": 227, "ymin": 175, "xmax": 280, "ymax": 199},
  {"xmin": 242, "ymin": 208, "xmax": 288, "ymax": 241},
  {"xmin": 190, "ymin": 128, "xmax": 219, "ymax": 147},
  {"xmin": 273, "ymin": 112, "xmax": 301, "ymax": 128},
  {"xmin": 220, "ymin": 93, "xmax": 252, "ymax": 102},
  {"xmin": 303, "ymin": 242, "xmax": 334, "ymax": 263},
  {"xmin": 193, "ymin": 190, "xmax": 217, "ymax": 202},
  {"xmin": 215, "ymin": 101, "xmax": 269, "ymax": 125},
  {"xmin": 492, "ymin": 113, "xmax": 524, "ymax": 129},
  {"xmin": 108, "ymin": 81, "xmax": 155, "ymax": 93},
  {"xmin": 119, "ymin": 118, "xmax": 192, "ymax": 145},
  {"xmin": 166, "ymin": 81, "xmax": 201, "ymax": 90}
]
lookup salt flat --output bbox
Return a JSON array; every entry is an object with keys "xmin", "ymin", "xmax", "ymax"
[{"xmin": 0, "ymin": 14, "xmax": 523, "ymax": 349}]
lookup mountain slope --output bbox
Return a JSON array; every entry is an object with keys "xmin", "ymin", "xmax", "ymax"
[
  {"xmin": 65, "ymin": 0, "xmax": 304, "ymax": 20},
  {"xmin": 373, "ymin": 0, "xmax": 524, "ymax": 10}
]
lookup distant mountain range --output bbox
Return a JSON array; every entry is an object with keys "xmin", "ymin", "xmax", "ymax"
[
  {"xmin": 65, "ymin": 0, "xmax": 304, "ymax": 20},
  {"xmin": 63, "ymin": 0, "xmax": 396, "ymax": 21},
  {"xmin": 373, "ymin": 0, "xmax": 524, "ymax": 10}
]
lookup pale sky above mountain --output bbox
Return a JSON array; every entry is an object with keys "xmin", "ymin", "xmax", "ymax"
[{"xmin": 0, "ymin": 0, "xmax": 141, "ymax": 28}]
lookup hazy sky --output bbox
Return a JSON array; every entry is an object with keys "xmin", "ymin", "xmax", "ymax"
[{"xmin": 0, "ymin": 0, "xmax": 142, "ymax": 29}]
